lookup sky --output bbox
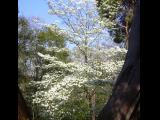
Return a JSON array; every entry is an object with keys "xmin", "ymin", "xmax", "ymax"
[
  {"xmin": 18, "ymin": 0, "xmax": 54, "ymax": 24},
  {"xmin": 18, "ymin": 0, "xmax": 117, "ymax": 48}
]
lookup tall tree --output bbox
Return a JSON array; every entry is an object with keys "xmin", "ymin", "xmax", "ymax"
[
  {"xmin": 97, "ymin": 0, "xmax": 140, "ymax": 119},
  {"xmin": 18, "ymin": 15, "xmax": 33, "ymax": 120},
  {"xmin": 18, "ymin": 16, "xmax": 69, "ymax": 120},
  {"xmin": 18, "ymin": 16, "xmax": 34, "ymax": 81},
  {"xmin": 47, "ymin": 0, "xmax": 113, "ymax": 63},
  {"xmin": 18, "ymin": 16, "xmax": 69, "ymax": 82},
  {"xmin": 29, "ymin": 26, "xmax": 69, "ymax": 81},
  {"xmin": 46, "ymin": 1, "xmax": 116, "ymax": 119}
]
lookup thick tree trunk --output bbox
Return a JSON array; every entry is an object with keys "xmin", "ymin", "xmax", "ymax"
[
  {"xmin": 18, "ymin": 87, "xmax": 30, "ymax": 120},
  {"xmin": 98, "ymin": 0, "xmax": 140, "ymax": 120}
]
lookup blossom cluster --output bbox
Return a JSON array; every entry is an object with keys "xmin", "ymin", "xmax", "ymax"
[{"xmin": 26, "ymin": 46, "xmax": 127, "ymax": 119}]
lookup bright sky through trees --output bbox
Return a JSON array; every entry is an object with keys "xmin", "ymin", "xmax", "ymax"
[
  {"xmin": 18, "ymin": 0, "xmax": 133, "ymax": 119},
  {"xmin": 18, "ymin": 0, "xmax": 118, "ymax": 49},
  {"xmin": 18, "ymin": 0, "xmax": 62, "ymax": 25}
]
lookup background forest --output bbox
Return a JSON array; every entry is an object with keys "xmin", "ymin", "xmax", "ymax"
[{"xmin": 18, "ymin": 0, "xmax": 137, "ymax": 120}]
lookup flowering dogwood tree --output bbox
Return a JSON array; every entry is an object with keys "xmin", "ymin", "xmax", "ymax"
[
  {"xmin": 25, "ymin": 46, "xmax": 126, "ymax": 120},
  {"xmin": 47, "ymin": 0, "xmax": 117, "ymax": 63},
  {"xmin": 23, "ymin": 0, "xmax": 128, "ymax": 120}
]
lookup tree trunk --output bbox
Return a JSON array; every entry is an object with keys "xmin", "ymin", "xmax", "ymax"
[
  {"xmin": 18, "ymin": 87, "xmax": 30, "ymax": 120},
  {"xmin": 87, "ymin": 88, "xmax": 96, "ymax": 120},
  {"xmin": 98, "ymin": 0, "xmax": 140, "ymax": 120},
  {"xmin": 85, "ymin": 54, "xmax": 88, "ymax": 63},
  {"xmin": 125, "ymin": 22, "xmax": 129, "ymax": 49},
  {"xmin": 91, "ymin": 92, "xmax": 96, "ymax": 120}
]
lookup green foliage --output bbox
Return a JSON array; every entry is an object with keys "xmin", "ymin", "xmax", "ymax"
[
  {"xmin": 38, "ymin": 27, "xmax": 65, "ymax": 48},
  {"xmin": 38, "ymin": 27, "xmax": 69, "ymax": 63},
  {"xmin": 96, "ymin": 0, "xmax": 135, "ymax": 45},
  {"xmin": 18, "ymin": 16, "xmax": 34, "ymax": 88},
  {"xmin": 18, "ymin": 16, "xmax": 71, "ymax": 120},
  {"xmin": 18, "ymin": 16, "xmax": 69, "ymax": 83}
]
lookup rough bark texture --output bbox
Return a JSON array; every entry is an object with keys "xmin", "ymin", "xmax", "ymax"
[
  {"xmin": 18, "ymin": 87, "xmax": 30, "ymax": 120},
  {"xmin": 98, "ymin": 0, "xmax": 140, "ymax": 120}
]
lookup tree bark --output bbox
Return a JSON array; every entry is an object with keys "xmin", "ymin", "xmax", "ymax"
[
  {"xmin": 98, "ymin": 0, "xmax": 140, "ymax": 120},
  {"xmin": 18, "ymin": 87, "xmax": 30, "ymax": 120},
  {"xmin": 91, "ymin": 92, "xmax": 96, "ymax": 120},
  {"xmin": 125, "ymin": 22, "xmax": 129, "ymax": 49}
]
